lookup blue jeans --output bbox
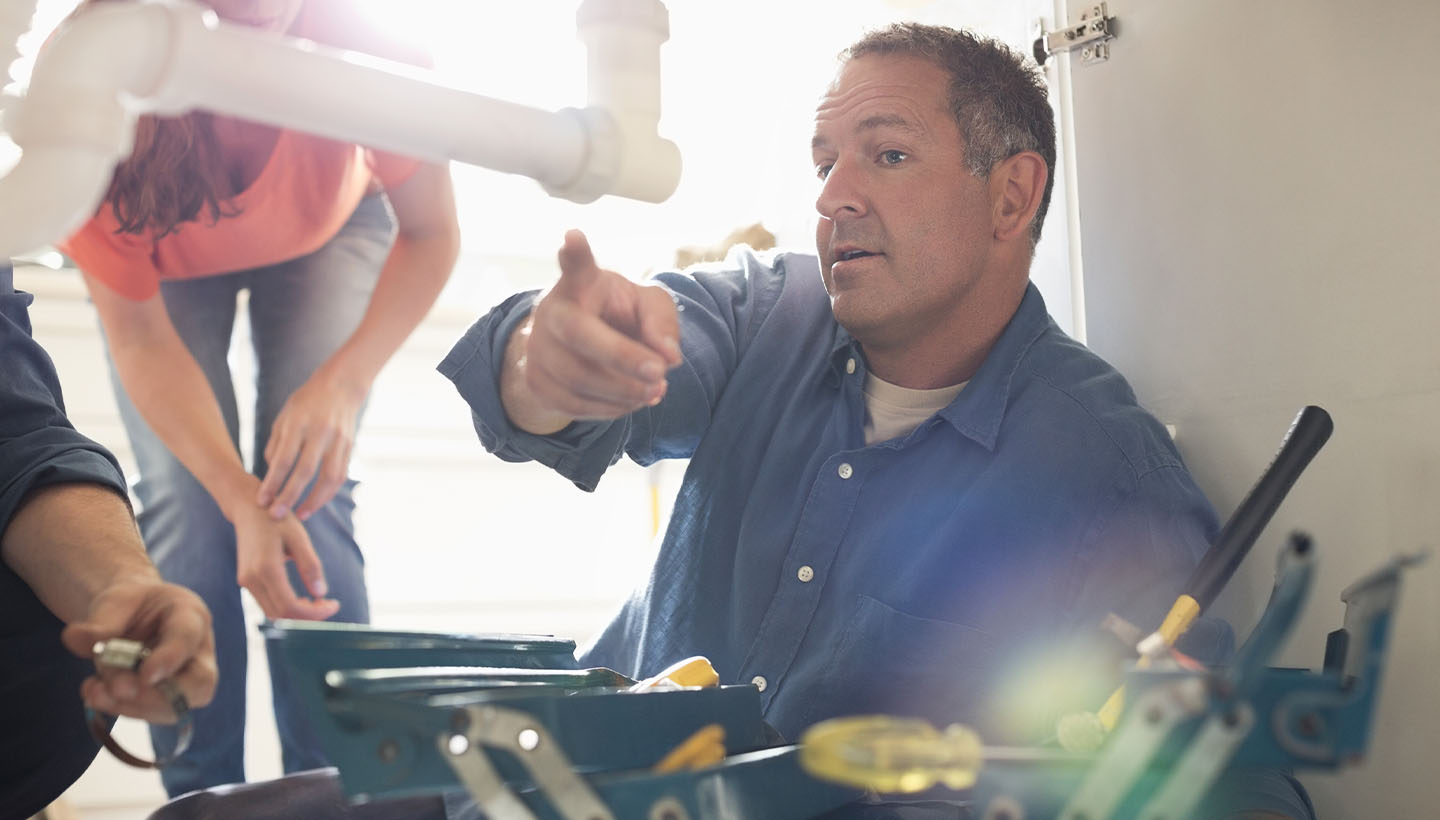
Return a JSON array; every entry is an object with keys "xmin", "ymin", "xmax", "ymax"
[{"xmin": 105, "ymin": 194, "xmax": 396, "ymax": 797}]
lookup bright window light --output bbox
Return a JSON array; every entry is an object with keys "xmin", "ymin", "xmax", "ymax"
[{"xmin": 12, "ymin": 1, "xmax": 1049, "ymax": 294}]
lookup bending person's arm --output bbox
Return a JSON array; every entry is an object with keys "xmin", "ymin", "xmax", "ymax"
[
  {"xmin": 83, "ymin": 278, "xmax": 338, "ymax": 621},
  {"xmin": 257, "ymin": 162, "xmax": 461, "ymax": 519}
]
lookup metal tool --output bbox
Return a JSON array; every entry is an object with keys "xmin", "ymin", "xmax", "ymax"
[
  {"xmin": 85, "ymin": 637, "xmax": 193, "ymax": 769},
  {"xmin": 265, "ymin": 621, "xmax": 861, "ymax": 818}
]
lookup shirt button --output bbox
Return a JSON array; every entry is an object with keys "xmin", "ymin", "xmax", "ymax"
[
  {"xmin": 797, "ymin": 565, "xmax": 814, "ymax": 583},
  {"xmin": 838, "ymin": 463, "xmax": 854, "ymax": 479},
  {"xmin": 845, "ymin": 357, "xmax": 856, "ymax": 374},
  {"xmin": 751, "ymin": 675, "xmax": 768, "ymax": 692}
]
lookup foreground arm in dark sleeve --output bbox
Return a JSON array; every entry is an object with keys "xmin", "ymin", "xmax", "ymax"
[{"xmin": 0, "ymin": 262, "xmax": 216, "ymax": 725}]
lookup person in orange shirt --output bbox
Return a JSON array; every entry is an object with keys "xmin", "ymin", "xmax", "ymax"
[{"xmin": 57, "ymin": 0, "xmax": 461, "ymax": 797}]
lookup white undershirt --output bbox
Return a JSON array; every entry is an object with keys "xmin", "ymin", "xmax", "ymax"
[{"xmin": 862, "ymin": 372, "xmax": 967, "ymax": 445}]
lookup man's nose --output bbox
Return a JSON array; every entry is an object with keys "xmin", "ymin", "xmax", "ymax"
[{"xmin": 815, "ymin": 161, "xmax": 866, "ymax": 220}]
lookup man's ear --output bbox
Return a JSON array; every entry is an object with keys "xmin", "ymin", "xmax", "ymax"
[{"xmin": 990, "ymin": 151, "xmax": 1048, "ymax": 242}]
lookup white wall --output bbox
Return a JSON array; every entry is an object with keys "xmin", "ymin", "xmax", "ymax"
[{"xmin": 1068, "ymin": 0, "xmax": 1440, "ymax": 816}]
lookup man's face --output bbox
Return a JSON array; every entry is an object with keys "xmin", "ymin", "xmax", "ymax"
[{"xmin": 812, "ymin": 55, "xmax": 996, "ymax": 353}]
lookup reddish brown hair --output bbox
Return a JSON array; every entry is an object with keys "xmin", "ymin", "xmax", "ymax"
[
  {"xmin": 106, "ymin": 111, "xmax": 239, "ymax": 237},
  {"xmin": 77, "ymin": 0, "xmax": 238, "ymax": 236},
  {"xmin": 76, "ymin": 0, "xmax": 421, "ymax": 237}
]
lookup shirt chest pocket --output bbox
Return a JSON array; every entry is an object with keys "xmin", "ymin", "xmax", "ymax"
[{"xmin": 806, "ymin": 594, "xmax": 997, "ymax": 730}]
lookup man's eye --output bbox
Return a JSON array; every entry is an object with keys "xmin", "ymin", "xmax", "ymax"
[
  {"xmin": 815, "ymin": 163, "xmax": 833, "ymax": 180},
  {"xmin": 880, "ymin": 150, "xmax": 907, "ymax": 166}
]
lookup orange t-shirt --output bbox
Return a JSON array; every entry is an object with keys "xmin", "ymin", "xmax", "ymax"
[
  {"xmin": 58, "ymin": 0, "xmax": 429, "ymax": 301},
  {"xmin": 61, "ymin": 136, "xmax": 419, "ymax": 300}
]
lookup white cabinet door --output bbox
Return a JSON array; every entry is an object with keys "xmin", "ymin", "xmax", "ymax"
[{"xmin": 1067, "ymin": 1, "xmax": 1440, "ymax": 815}]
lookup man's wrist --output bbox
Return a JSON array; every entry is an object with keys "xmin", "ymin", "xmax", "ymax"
[
  {"xmin": 500, "ymin": 320, "xmax": 573, "ymax": 436},
  {"xmin": 93, "ymin": 569, "xmax": 166, "ymax": 598}
]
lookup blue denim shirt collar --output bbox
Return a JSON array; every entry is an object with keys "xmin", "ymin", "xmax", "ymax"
[{"xmin": 828, "ymin": 281, "xmax": 1050, "ymax": 452}]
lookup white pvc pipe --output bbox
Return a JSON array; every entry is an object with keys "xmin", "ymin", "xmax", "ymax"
[
  {"xmin": 0, "ymin": 147, "xmax": 116, "ymax": 259},
  {"xmin": 0, "ymin": 0, "xmax": 43, "ymax": 123},
  {"xmin": 147, "ymin": 9, "xmax": 591, "ymax": 185},
  {"xmin": 1, "ymin": 0, "xmax": 39, "ymax": 83},
  {"xmin": 566, "ymin": 0, "xmax": 681, "ymax": 204},
  {"xmin": 0, "ymin": 0, "xmax": 682, "ymax": 258},
  {"xmin": 1, "ymin": 1, "xmax": 174, "ymax": 258}
]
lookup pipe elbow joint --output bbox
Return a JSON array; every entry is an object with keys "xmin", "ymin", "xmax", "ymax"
[
  {"xmin": 10, "ymin": 1, "xmax": 187, "ymax": 155},
  {"xmin": 542, "ymin": 106, "xmax": 681, "ymax": 204},
  {"xmin": 0, "ymin": 1, "xmax": 202, "ymax": 256},
  {"xmin": 559, "ymin": 0, "xmax": 678, "ymax": 203}
]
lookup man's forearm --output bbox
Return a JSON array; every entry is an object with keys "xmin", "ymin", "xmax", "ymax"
[{"xmin": 0, "ymin": 483, "xmax": 159, "ymax": 624}]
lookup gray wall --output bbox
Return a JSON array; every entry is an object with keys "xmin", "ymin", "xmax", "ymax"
[{"xmin": 1069, "ymin": 0, "xmax": 1439, "ymax": 815}]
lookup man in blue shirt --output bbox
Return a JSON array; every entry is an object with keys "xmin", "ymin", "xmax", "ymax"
[
  {"xmin": 443, "ymin": 25, "xmax": 1197, "ymax": 741},
  {"xmin": 136, "ymin": 21, "xmax": 1309, "ymax": 820},
  {"xmin": 439, "ymin": 23, "xmax": 1311, "ymax": 819},
  {"xmin": 1, "ymin": 262, "xmax": 217, "ymax": 817}
]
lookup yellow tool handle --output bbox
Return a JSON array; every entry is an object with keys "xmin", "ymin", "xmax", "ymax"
[
  {"xmin": 1095, "ymin": 594, "xmax": 1201, "ymax": 730},
  {"xmin": 629, "ymin": 655, "xmax": 720, "ymax": 691},
  {"xmin": 800, "ymin": 716, "xmax": 984, "ymax": 793},
  {"xmin": 653, "ymin": 724, "xmax": 726, "ymax": 773},
  {"xmin": 1155, "ymin": 593, "xmax": 1202, "ymax": 647}
]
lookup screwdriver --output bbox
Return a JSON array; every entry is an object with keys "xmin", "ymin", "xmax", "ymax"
[
  {"xmin": 800, "ymin": 716, "xmax": 1091, "ymax": 793},
  {"xmin": 801, "ymin": 716, "xmax": 984, "ymax": 792}
]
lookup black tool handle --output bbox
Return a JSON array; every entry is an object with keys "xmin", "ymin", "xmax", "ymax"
[{"xmin": 1185, "ymin": 405, "xmax": 1333, "ymax": 610}]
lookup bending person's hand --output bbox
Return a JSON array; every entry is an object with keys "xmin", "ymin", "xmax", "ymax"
[
  {"xmin": 256, "ymin": 369, "xmax": 366, "ymax": 520},
  {"xmin": 61, "ymin": 578, "xmax": 217, "ymax": 725},
  {"xmin": 503, "ymin": 230, "xmax": 683, "ymax": 434},
  {"xmin": 232, "ymin": 503, "xmax": 340, "ymax": 621}
]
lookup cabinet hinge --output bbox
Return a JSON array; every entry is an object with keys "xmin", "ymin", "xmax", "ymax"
[{"xmin": 1033, "ymin": 3, "xmax": 1117, "ymax": 66}]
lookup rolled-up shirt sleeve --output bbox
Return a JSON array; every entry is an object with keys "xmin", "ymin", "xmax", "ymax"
[
  {"xmin": 437, "ymin": 250, "xmax": 788, "ymax": 492},
  {"xmin": 0, "ymin": 265, "xmax": 128, "ymax": 534}
]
